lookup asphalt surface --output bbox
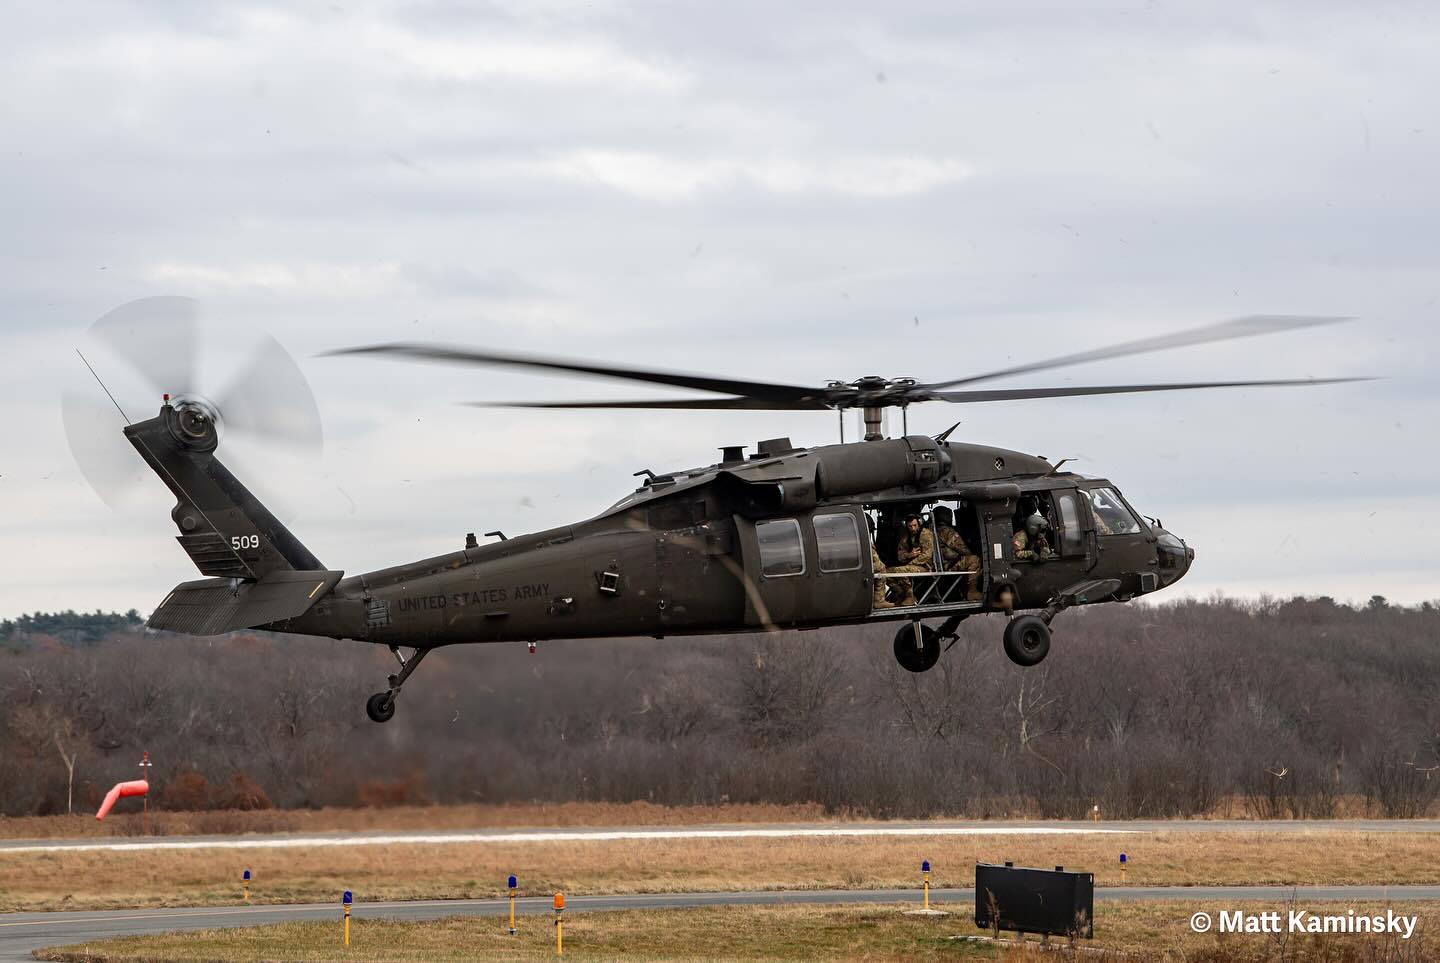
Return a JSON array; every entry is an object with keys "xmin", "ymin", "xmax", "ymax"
[
  {"xmin": 5, "ymin": 819, "xmax": 1439, "ymax": 854},
  {"xmin": 4, "ymin": 887, "xmax": 1440, "ymax": 961},
  {"xmin": 6, "ymin": 822, "xmax": 1439, "ymax": 959}
]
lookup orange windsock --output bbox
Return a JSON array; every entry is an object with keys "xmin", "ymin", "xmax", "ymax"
[{"xmin": 95, "ymin": 780, "xmax": 149, "ymax": 820}]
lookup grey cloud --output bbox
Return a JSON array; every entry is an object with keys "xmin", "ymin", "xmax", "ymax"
[{"xmin": 0, "ymin": 0, "xmax": 1436, "ymax": 615}]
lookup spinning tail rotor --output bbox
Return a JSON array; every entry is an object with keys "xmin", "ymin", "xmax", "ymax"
[{"xmin": 62, "ymin": 297, "xmax": 323, "ymax": 511}]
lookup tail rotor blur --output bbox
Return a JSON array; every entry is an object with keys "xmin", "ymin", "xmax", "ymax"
[{"xmin": 62, "ymin": 297, "xmax": 323, "ymax": 514}]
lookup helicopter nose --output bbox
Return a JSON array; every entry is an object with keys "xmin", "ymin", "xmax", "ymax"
[{"xmin": 1155, "ymin": 530, "xmax": 1192, "ymax": 585}]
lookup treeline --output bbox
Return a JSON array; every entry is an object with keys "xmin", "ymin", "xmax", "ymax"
[
  {"xmin": 1, "ymin": 609, "xmax": 143, "ymax": 645},
  {"xmin": 1, "ymin": 596, "xmax": 1438, "ymax": 820}
]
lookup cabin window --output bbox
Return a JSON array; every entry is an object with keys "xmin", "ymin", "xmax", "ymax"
[
  {"xmin": 1085, "ymin": 487, "xmax": 1142, "ymax": 536},
  {"xmin": 1056, "ymin": 492, "xmax": 1085, "ymax": 556},
  {"xmin": 756, "ymin": 518, "xmax": 805, "ymax": 577},
  {"xmin": 814, "ymin": 512, "xmax": 861, "ymax": 573}
]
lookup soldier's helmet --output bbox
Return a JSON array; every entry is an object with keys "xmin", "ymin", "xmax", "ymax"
[
  {"xmin": 933, "ymin": 506, "xmax": 953, "ymax": 525},
  {"xmin": 1024, "ymin": 512, "xmax": 1050, "ymax": 539}
]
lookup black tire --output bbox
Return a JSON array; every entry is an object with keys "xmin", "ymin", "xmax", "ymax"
[
  {"xmin": 366, "ymin": 691, "xmax": 396, "ymax": 723},
  {"xmin": 893, "ymin": 623, "xmax": 940, "ymax": 673},
  {"xmin": 1003, "ymin": 615, "xmax": 1051, "ymax": 667}
]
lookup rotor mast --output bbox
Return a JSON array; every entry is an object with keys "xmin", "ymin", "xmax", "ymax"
[{"xmin": 831, "ymin": 376, "xmax": 917, "ymax": 441}]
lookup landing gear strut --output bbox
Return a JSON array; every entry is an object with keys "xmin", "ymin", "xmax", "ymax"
[
  {"xmin": 892, "ymin": 614, "xmax": 968, "ymax": 673},
  {"xmin": 366, "ymin": 645, "xmax": 431, "ymax": 723},
  {"xmin": 894, "ymin": 622, "xmax": 939, "ymax": 673}
]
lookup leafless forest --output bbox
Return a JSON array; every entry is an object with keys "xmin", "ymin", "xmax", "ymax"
[{"xmin": 2, "ymin": 596, "xmax": 1438, "ymax": 820}]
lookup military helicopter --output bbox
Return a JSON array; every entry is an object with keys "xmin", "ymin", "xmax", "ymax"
[{"xmin": 69, "ymin": 301, "xmax": 1363, "ymax": 723}]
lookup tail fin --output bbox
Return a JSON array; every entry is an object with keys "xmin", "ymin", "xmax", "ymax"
[{"xmin": 125, "ymin": 400, "xmax": 341, "ymax": 634}]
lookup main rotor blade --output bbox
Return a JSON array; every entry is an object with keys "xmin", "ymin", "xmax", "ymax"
[
  {"xmin": 923, "ymin": 315, "xmax": 1353, "ymax": 391},
  {"xmin": 325, "ymin": 342, "xmax": 825, "ymax": 405},
  {"xmin": 930, "ymin": 377, "xmax": 1372, "ymax": 404},
  {"xmin": 463, "ymin": 396, "xmax": 830, "ymax": 410}
]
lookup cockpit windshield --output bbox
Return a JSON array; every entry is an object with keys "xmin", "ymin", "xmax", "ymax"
[{"xmin": 1084, "ymin": 486, "xmax": 1143, "ymax": 536}]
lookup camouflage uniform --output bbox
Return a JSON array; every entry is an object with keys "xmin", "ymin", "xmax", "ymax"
[
  {"xmin": 870, "ymin": 541, "xmax": 893, "ymax": 609},
  {"xmin": 937, "ymin": 523, "xmax": 983, "ymax": 600},
  {"xmin": 889, "ymin": 527, "xmax": 934, "ymax": 605},
  {"xmin": 1012, "ymin": 529, "xmax": 1053, "ymax": 561}
]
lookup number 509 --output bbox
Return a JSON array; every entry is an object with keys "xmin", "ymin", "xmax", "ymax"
[{"xmin": 231, "ymin": 535, "xmax": 260, "ymax": 550}]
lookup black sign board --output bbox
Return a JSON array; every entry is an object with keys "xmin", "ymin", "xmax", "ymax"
[{"xmin": 974, "ymin": 862, "xmax": 1094, "ymax": 939}]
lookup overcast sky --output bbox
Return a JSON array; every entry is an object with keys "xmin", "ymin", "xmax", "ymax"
[{"xmin": 2, "ymin": 0, "xmax": 1437, "ymax": 618}]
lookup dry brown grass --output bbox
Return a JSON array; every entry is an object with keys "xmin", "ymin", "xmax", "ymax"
[
  {"xmin": 0, "ymin": 802, "xmax": 836, "ymax": 841},
  {"xmin": 0, "ymin": 794, "xmax": 1396, "ymax": 842},
  {"xmin": 31, "ymin": 900, "xmax": 1440, "ymax": 962},
  {"xmin": 4, "ymin": 831, "xmax": 1439, "ymax": 913}
]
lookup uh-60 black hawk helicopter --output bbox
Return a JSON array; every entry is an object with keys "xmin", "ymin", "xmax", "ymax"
[{"xmin": 74, "ymin": 300, "xmax": 1364, "ymax": 723}]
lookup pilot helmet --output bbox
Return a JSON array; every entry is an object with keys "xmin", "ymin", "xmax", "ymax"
[{"xmin": 1025, "ymin": 512, "xmax": 1050, "ymax": 539}]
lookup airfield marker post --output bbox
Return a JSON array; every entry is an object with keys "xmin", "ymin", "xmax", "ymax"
[
  {"xmin": 554, "ymin": 892, "xmax": 564, "ymax": 955},
  {"xmin": 922, "ymin": 860, "xmax": 931, "ymax": 910},
  {"xmin": 242, "ymin": 868, "xmax": 250, "ymax": 903},
  {"xmin": 1119, "ymin": 852, "xmax": 1127, "ymax": 884},
  {"xmin": 342, "ymin": 890, "xmax": 352, "ymax": 947},
  {"xmin": 138, "ymin": 752, "xmax": 153, "ymax": 835},
  {"xmin": 508, "ymin": 875, "xmax": 517, "ymax": 935}
]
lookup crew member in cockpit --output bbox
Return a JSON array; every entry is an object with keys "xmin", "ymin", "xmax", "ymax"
[{"xmin": 1012, "ymin": 498, "xmax": 1053, "ymax": 561}]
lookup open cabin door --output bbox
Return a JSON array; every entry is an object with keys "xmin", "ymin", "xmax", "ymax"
[{"xmin": 734, "ymin": 509, "xmax": 870, "ymax": 629}]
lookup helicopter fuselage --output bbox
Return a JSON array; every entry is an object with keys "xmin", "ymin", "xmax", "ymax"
[{"xmin": 273, "ymin": 433, "xmax": 1193, "ymax": 646}]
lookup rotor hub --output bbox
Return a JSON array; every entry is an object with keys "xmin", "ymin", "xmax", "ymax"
[{"xmin": 166, "ymin": 394, "xmax": 224, "ymax": 451}]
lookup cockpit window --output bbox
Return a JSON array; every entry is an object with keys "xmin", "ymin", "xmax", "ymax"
[{"xmin": 1084, "ymin": 487, "xmax": 1143, "ymax": 536}]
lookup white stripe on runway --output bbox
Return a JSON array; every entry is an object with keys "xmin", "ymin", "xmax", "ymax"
[{"xmin": 0, "ymin": 825, "xmax": 1133, "ymax": 855}]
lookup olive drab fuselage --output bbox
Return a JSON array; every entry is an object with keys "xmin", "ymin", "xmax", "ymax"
[
  {"xmin": 114, "ymin": 313, "xmax": 1343, "ymax": 722},
  {"xmin": 273, "ymin": 434, "xmax": 1194, "ymax": 646}
]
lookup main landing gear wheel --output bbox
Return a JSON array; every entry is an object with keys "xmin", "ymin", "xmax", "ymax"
[
  {"xmin": 1003, "ymin": 615, "xmax": 1052, "ymax": 667},
  {"xmin": 894, "ymin": 622, "xmax": 940, "ymax": 673},
  {"xmin": 366, "ymin": 691, "xmax": 396, "ymax": 723},
  {"xmin": 364, "ymin": 645, "xmax": 431, "ymax": 723}
]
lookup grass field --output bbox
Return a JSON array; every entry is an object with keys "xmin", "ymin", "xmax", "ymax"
[
  {"xmin": 4, "ymin": 831, "xmax": 1439, "ymax": 913},
  {"xmin": 31, "ymin": 901, "xmax": 1439, "ymax": 962},
  {"xmin": 0, "ymin": 803, "xmax": 837, "ymax": 840},
  {"xmin": 0, "ymin": 796, "xmax": 1407, "ymax": 841}
]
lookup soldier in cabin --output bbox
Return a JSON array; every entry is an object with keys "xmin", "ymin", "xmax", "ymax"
[
  {"xmin": 867, "ymin": 515, "xmax": 894, "ymax": 609},
  {"xmin": 889, "ymin": 513, "xmax": 934, "ymax": 605},
  {"xmin": 933, "ymin": 505, "xmax": 983, "ymax": 601}
]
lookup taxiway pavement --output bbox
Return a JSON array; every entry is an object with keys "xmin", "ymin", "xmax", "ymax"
[{"xmin": 5, "ymin": 886, "xmax": 1440, "ymax": 962}]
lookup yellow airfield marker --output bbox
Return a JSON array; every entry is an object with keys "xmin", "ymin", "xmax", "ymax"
[
  {"xmin": 554, "ymin": 892, "xmax": 565, "ymax": 955},
  {"xmin": 904, "ymin": 859, "xmax": 948, "ymax": 916}
]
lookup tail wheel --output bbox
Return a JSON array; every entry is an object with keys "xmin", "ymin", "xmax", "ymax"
[
  {"xmin": 1003, "ymin": 615, "xmax": 1052, "ymax": 666},
  {"xmin": 893, "ymin": 623, "xmax": 940, "ymax": 673}
]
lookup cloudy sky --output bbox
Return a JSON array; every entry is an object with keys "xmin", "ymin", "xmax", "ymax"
[{"xmin": 2, "ymin": 0, "xmax": 1436, "ymax": 618}]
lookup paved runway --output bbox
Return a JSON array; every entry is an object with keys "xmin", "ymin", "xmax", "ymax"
[
  {"xmin": 4, "ymin": 819, "xmax": 1436, "ymax": 855},
  {"xmin": 4, "ymin": 886, "xmax": 1439, "ymax": 962}
]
